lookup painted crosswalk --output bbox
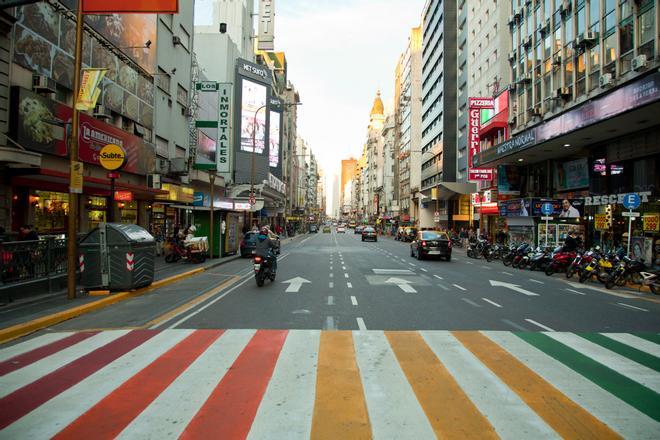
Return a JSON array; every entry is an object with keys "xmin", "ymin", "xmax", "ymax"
[{"xmin": 1, "ymin": 330, "xmax": 659, "ymax": 438}]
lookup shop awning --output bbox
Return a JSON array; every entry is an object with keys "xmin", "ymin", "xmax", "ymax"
[
  {"xmin": 11, "ymin": 168, "xmax": 168, "ymax": 199},
  {"xmin": 427, "ymin": 182, "xmax": 477, "ymax": 200},
  {"xmin": 0, "ymin": 146, "xmax": 42, "ymax": 167}
]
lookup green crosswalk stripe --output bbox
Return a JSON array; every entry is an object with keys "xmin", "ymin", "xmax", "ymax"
[
  {"xmin": 579, "ymin": 333, "xmax": 660, "ymax": 373},
  {"xmin": 516, "ymin": 332, "xmax": 660, "ymax": 422},
  {"xmin": 631, "ymin": 333, "xmax": 660, "ymax": 345}
]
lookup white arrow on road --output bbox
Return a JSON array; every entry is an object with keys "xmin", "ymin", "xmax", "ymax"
[
  {"xmin": 386, "ymin": 277, "xmax": 417, "ymax": 293},
  {"xmin": 282, "ymin": 277, "xmax": 311, "ymax": 293},
  {"xmin": 489, "ymin": 280, "xmax": 539, "ymax": 296}
]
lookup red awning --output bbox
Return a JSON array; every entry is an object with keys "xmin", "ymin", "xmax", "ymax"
[
  {"xmin": 480, "ymin": 111, "xmax": 508, "ymax": 137},
  {"xmin": 11, "ymin": 168, "xmax": 167, "ymax": 200},
  {"xmin": 476, "ymin": 202, "xmax": 499, "ymax": 215}
]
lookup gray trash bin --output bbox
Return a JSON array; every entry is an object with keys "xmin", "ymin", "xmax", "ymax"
[{"xmin": 79, "ymin": 223, "xmax": 155, "ymax": 290}]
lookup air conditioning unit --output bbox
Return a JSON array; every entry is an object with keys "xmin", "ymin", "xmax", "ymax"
[
  {"xmin": 523, "ymin": 36, "xmax": 532, "ymax": 48},
  {"xmin": 185, "ymin": 107, "xmax": 195, "ymax": 117},
  {"xmin": 531, "ymin": 105, "xmax": 542, "ymax": 117},
  {"xmin": 507, "ymin": 15, "xmax": 515, "ymax": 26},
  {"xmin": 148, "ymin": 174, "xmax": 162, "ymax": 189},
  {"xmin": 556, "ymin": 87, "xmax": 571, "ymax": 98},
  {"xmin": 517, "ymin": 74, "xmax": 531, "ymax": 85},
  {"xmin": 169, "ymin": 157, "xmax": 187, "ymax": 173},
  {"xmin": 155, "ymin": 158, "xmax": 169, "ymax": 174},
  {"xmin": 599, "ymin": 73, "xmax": 614, "ymax": 88},
  {"xmin": 577, "ymin": 31, "xmax": 598, "ymax": 46},
  {"xmin": 632, "ymin": 54, "xmax": 648, "ymax": 71},
  {"xmin": 92, "ymin": 105, "xmax": 111, "ymax": 119},
  {"xmin": 172, "ymin": 35, "xmax": 182, "ymax": 45},
  {"xmin": 32, "ymin": 75, "xmax": 56, "ymax": 94},
  {"xmin": 552, "ymin": 54, "xmax": 562, "ymax": 65}
]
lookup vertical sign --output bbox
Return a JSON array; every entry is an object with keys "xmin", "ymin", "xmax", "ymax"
[
  {"xmin": 217, "ymin": 83, "xmax": 232, "ymax": 173},
  {"xmin": 258, "ymin": 0, "xmax": 275, "ymax": 50},
  {"xmin": 468, "ymin": 97, "xmax": 495, "ymax": 181}
]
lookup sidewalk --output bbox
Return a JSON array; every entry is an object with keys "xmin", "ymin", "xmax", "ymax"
[{"xmin": 0, "ymin": 232, "xmax": 308, "ymax": 342}]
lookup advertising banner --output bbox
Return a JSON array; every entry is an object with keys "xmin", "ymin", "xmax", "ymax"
[
  {"xmin": 82, "ymin": 0, "xmax": 178, "ymax": 13},
  {"xmin": 197, "ymin": 131, "xmax": 216, "ymax": 164},
  {"xmin": 594, "ymin": 214, "xmax": 608, "ymax": 231},
  {"xmin": 497, "ymin": 165, "xmax": 521, "ymax": 195},
  {"xmin": 643, "ymin": 213, "xmax": 659, "ymax": 232},
  {"xmin": 554, "ymin": 158, "xmax": 589, "ymax": 191},
  {"xmin": 76, "ymin": 68, "xmax": 106, "ymax": 111},
  {"xmin": 11, "ymin": 87, "xmax": 154, "ymax": 175},
  {"xmin": 530, "ymin": 198, "xmax": 584, "ymax": 218},
  {"xmin": 240, "ymin": 79, "xmax": 267, "ymax": 154},
  {"xmin": 269, "ymin": 110, "xmax": 281, "ymax": 168},
  {"xmin": 499, "ymin": 199, "xmax": 531, "ymax": 217},
  {"xmin": 468, "ymin": 97, "xmax": 494, "ymax": 181},
  {"xmin": 217, "ymin": 83, "xmax": 232, "ymax": 173}
]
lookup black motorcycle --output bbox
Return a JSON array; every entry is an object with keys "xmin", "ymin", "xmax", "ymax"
[
  {"xmin": 253, "ymin": 254, "xmax": 276, "ymax": 287},
  {"xmin": 605, "ymin": 256, "xmax": 646, "ymax": 289}
]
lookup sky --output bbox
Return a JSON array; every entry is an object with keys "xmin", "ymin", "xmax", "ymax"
[{"xmin": 275, "ymin": 0, "xmax": 424, "ymax": 213}]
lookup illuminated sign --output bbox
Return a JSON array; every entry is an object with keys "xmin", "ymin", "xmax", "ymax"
[
  {"xmin": 468, "ymin": 97, "xmax": 494, "ymax": 181},
  {"xmin": 98, "ymin": 144, "xmax": 127, "ymax": 171},
  {"xmin": 217, "ymin": 83, "xmax": 232, "ymax": 173},
  {"xmin": 114, "ymin": 191, "xmax": 133, "ymax": 201}
]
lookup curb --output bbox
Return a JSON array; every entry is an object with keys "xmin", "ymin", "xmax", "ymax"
[{"xmin": 0, "ymin": 255, "xmax": 241, "ymax": 345}]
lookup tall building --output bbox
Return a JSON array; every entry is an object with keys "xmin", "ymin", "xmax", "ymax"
[
  {"xmin": 455, "ymin": 0, "xmax": 469, "ymax": 183},
  {"xmin": 331, "ymin": 173, "xmax": 340, "ymax": 218},
  {"xmin": 340, "ymin": 158, "xmax": 357, "ymax": 212},
  {"xmin": 365, "ymin": 91, "xmax": 385, "ymax": 219}
]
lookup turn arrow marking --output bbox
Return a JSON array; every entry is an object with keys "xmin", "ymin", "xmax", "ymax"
[
  {"xmin": 282, "ymin": 277, "xmax": 311, "ymax": 293},
  {"xmin": 489, "ymin": 280, "xmax": 539, "ymax": 296},
  {"xmin": 386, "ymin": 277, "xmax": 417, "ymax": 293}
]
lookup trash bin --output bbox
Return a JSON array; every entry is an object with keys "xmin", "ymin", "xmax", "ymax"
[{"xmin": 79, "ymin": 223, "xmax": 156, "ymax": 290}]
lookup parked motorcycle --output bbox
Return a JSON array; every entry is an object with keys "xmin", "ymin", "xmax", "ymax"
[
  {"xmin": 526, "ymin": 246, "xmax": 554, "ymax": 271},
  {"xmin": 253, "ymin": 254, "xmax": 276, "ymax": 287},
  {"xmin": 566, "ymin": 250, "xmax": 592, "ymax": 279},
  {"xmin": 501, "ymin": 243, "xmax": 522, "ymax": 267},
  {"xmin": 545, "ymin": 248, "xmax": 577, "ymax": 276},
  {"xmin": 605, "ymin": 256, "xmax": 646, "ymax": 289},
  {"xmin": 513, "ymin": 245, "xmax": 535, "ymax": 269},
  {"xmin": 578, "ymin": 249, "xmax": 616, "ymax": 283}
]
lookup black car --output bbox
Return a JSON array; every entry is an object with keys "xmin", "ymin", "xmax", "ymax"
[
  {"xmin": 354, "ymin": 225, "xmax": 363, "ymax": 234},
  {"xmin": 240, "ymin": 231, "xmax": 281, "ymax": 257},
  {"xmin": 410, "ymin": 230, "xmax": 451, "ymax": 261},
  {"xmin": 361, "ymin": 226, "xmax": 377, "ymax": 242}
]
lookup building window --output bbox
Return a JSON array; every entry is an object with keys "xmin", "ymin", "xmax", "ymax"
[
  {"xmin": 603, "ymin": 32, "xmax": 616, "ymax": 66},
  {"xmin": 177, "ymin": 84, "xmax": 188, "ymax": 106},
  {"xmin": 638, "ymin": 4, "xmax": 656, "ymax": 60},
  {"xmin": 619, "ymin": 15, "xmax": 634, "ymax": 73},
  {"xmin": 576, "ymin": 51, "xmax": 586, "ymax": 96},
  {"xmin": 156, "ymin": 67, "xmax": 171, "ymax": 94},
  {"xmin": 588, "ymin": 44, "xmax": 600, "ymax": 91}
]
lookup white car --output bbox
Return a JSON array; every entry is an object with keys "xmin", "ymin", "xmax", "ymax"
[{"xmin": 336, "ymin": 226, "xmax": 346, "ymax": 233}]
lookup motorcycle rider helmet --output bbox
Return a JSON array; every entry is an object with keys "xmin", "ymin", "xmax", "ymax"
[
  {"xmin": 188, "ymin": 225, "xmax": 196, "ymax": 233},
  {"xmin": 259, "ymin": 226, "xmax": 269, "ymax": 236}
]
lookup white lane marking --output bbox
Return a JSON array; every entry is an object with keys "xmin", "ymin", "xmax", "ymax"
[
  {"xmin": 329, "ymin": 266, "xmax": 333, "ymax": 271},
  {"xmin": 344, "ymin": 273, "xmax": 349, "ymax": 278},
  {"xmin": 433, "ymin": 275, "xmax": 444, "ymax": 280},
  {"xmin": 547, "ymin": 333, "xmax": 660, "ymax": 393},
  {"xmin": 422, "ymin": 331, "xmax": 557, "ymax": 439},
  {"xmin": 246, "ymin": 331, "xmax": 319, "ymax": 439},
  {"xmin": 524, "ymin": 319, "xmax": 555, "ymax": 332},
  {"xmin": 0, "ymin": 330, "xmax": 131, "ymax": 398},
  {"xmin": 325, "ymin": 316, "xmax": 336, "ymax": 330},
  {"xmin": 119, "ymin": 331, "xmax": 253, "ymax": 440},
  {"xmin": 409, "ymin": 263, "xmax": 416, "ymax": 267},
  {"xmin": 461, "ymin": 298, "xmax": 481, "ymax": 307},
  {"xmin": 502, "ymin": 319, "xmax": 528, "ymax": 331},
  {"xmin": 329, "ymin": 282, "xmax": 334, "ymax": 288},
  {"xmin": 353, "ymin": 332, "xmax": 435, "ymax": 439},
  {"xmin": 327, "ymin": 296, "xmax": 334, "ymax": 305},
  {"xmin": 351, "ymin": 296, "xmax": 358, "ymax": 306},
  {"xmin": 0, "ymin": 332, "xmax": 73, "ymax": 362},
  {"xmin": 465, "ymin": 261, "xmax": 474, "ymax": 265},
  {"xmin": 482, "ymin": 298, "xmax": 503, "ymax": 308},
  {"xmin": 437, "ymin": 283, "xmax": 450, "ymax": 291},
  {"xmin": 485, "ymin": 331, "xmax": 660, "ymax": 438},
  {"xmin": 386, "ymin": 278, "xmax": 417, "ymax": 293},
  {"xmin": 420, "ymin": 268, "xmax": 428, "ymax": 272},
  {"xmin": 602, "ymin": 333, "xmax": 660, "ymax": 358},
  {"xmin": 453, "ymin": 284, "xmax": 467, "ymax": 291},
  {"xmin": 480, "ymin": 265, "xmax": 492, "ymax": 270},
  {"xmin": 373, "ymin": 269, "xmax": 415, "ymax": 275},
  {"xmin": 616, "ymin": 303, "xmax": 649, "ymax": 312},
  {"xmin": 500, "ymin": 271, "xmax": 513, "ymax": 276},
  {"xmin": 529, "ymin": 279, "xmax": 545, "ymax": 284},
  {"xmin": 356, "ymin": 318, "xmax": 367, "ymax": 331},
  {"xmin": 329, "ymin": 273, "xmax": 333, "ymax": 278},
  {"xmin": 9, "ymin": 331, "xmax": 194, "ymax": 440},
  {"xmin": 347, "ymin": 282, "xmax": 353, "ymax": 288},
  {"xmin": 565, "ymin": 288, "xmax": 587, "ymax": 296},
  {"xmin": 342, "ymin": 266, "xmax": 347, "ymax": 270}
]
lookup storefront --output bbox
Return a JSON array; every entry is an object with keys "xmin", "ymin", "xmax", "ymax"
[{"xmin": 31, "ymin": 190, "xmax": 69, "ymax": 235}]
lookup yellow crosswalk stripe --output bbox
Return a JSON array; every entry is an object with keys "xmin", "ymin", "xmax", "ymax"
[
  {"xmin": 311, "ymin": 331, "xmax": 372, "ymax": 439},
  {"xmin": 386, "ymin": 331, "xmax": 498, "ymax": 439},
  {"xmin": 454, "ymin": 331, "xmax": 623, "ymax": 440}
]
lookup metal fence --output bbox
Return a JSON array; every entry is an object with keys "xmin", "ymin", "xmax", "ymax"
[{"xmin": 0, "ymin": 238, "xmax": 68, "ymax": 294}]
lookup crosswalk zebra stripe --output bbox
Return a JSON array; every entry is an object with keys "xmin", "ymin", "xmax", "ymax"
[
  {"xmin": 602, "ymin": 333, "xmax": 660, "ymax": 359},
  {"xmin": 455, "ymin": 331, "xmax": 621, "ymax": 439},
  {"xmin": 0, "ymin": 330, "xmax": 131, "ymax": 399},
  {"xmin": 484, "ymin": 331, "xmax": 660, "ymax": 438},
  {"xmin": 0, "ymin": 332, "xmax": 74, "ymax": 363},
  {"xmin": 580, "ymin": 333, "xmax": 660, "ymax": 373},
  {"xmin": 422, "ymin": 331, "xmax": 558, "ymax": 439},
  {"xmin": 248, "ymin": 330, "xmax": 319, "ymax": 440},
  {"xmin": 354, "ymin": 331, "xmax": 435, "ymax": 440},
  {"xmin": 54, "ymin": 330, "xmax": 223, "ymax": 439},
  {"xmin": 118, "ymin": 329, "xmax": 255, "ymax": 440},
  {"xmin": 311, "ymin": 331, "xmax": 372, "ymax": 439},
  {"xmin": 0, "ymin": 330, "xmax": 191, "ymax": 439},
  {"xmin": 386, "ymin": 331, "xmax": 498, "ymax": 439},
  {"xmin": 546, "ymin": 333, "xmax": 660, "ymax": 393}
]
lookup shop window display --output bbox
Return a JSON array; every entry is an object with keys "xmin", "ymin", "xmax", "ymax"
[
  {"xmin": 119, "ymin": 200, "xmax": 138, "ymax": 224},
  {"xmin": 33, "ymin": 191, "xmax": 68, "ymax": 234},
  {"xmin": 87, "ymin": 196, "xmax": 107, "ymax": 230}
]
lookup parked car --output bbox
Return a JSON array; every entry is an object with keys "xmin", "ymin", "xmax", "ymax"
[
  {"xmin": 410, "ymin": 230, "xmax": 451, "ymax": 261},
  {"xmin": 348, "ymin": 221, "xmax": 357, "ymax": 228},
  {"xmin": 361, "ymin": 226, "xmax": 377, "ymax": 242},
  {"xmin": 354, "ymin": 225, "xmax": 364, "ymax": 234},
  {"xmin": 336, "ymin": 226, "xmax": 346, "ymax": 233},
  {"xmin": 323, "ymin": 225, "xmax": 331, "ymax": 233},
  {"xmin": 240, "ymin": 231, "xmax": 281, "ymax": 257},
  {"xmin": 309, "ymin": 225, "xmax": 318, "ymax": 233}
]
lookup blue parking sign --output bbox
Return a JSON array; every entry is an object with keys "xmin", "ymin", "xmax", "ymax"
[
  {"xmin": 541, "ymin": 202, "xmax": 554, "ymax": 215},
  {"xmin": 622, "ymin": 193, "xmax": 640, "ymax": 210}
]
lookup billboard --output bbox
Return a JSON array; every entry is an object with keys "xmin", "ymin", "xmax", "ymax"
[
  {"xmin": 269, "ymin": 110, "xmax": 281, "ymax": 168},
  {"xmin": 240, "ymin": 79, "xmax": 267, "ymax": 154},
  {"xmin": 197, "ymin": 131, "xmax": 216, "ymax": 164},
  {"xmin": 468, "ymin": 97, "xmax": 494, "ymax": 181},
  {"xmin": 554, "ymin": 158, "xmax": 589, "ymax": 191}
]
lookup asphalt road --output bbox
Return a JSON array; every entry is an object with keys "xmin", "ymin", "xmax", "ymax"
[{"xmin": 51, "ymin": 228, "xmax": 660, "ymax": 332}]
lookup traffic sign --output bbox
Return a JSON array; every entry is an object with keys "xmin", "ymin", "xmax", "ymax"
[
  {"xmin": 541, "ymin": 202, "xmax": 554, "ymax": 216},
  {"xmin": 622, "ymin": 212, "xmax": 640, "ymax": 217},
  {"xmin": 622, "ymin": 193, "xmax": 641, "ymax": 210}
]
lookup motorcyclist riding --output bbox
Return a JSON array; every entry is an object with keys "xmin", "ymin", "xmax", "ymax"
[{"xmin": 255, "ymin": 226, "xmax": 277, "ymax": 273}]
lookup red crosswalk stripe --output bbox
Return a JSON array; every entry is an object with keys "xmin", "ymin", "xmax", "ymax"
[
  {"xmin": 0, "ymin": 330, "xmax": 159, "ymax": 430},
  {"xmin": 53, "ymin": 330, "xmax": 222, "ymax": 439},
  {"xmin": 181, "ymin": 329, "xmax": 288, "ymax": 439},
  {"xmin": 0, "ymin": 332, "xmax": 99, "ymax": 376}
]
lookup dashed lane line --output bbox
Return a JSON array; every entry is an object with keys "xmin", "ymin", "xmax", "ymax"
[
  {"xmin": 461, "ymin": 298, "xmax": 481, "ymax": 307},
  {"xmin": 434, "ymin": 275, "xmax": 444, "ymax": 280},
  {"xmin": 482, "ymin": 298, "xmax": 503, "ymax": 308},
  {"xmin": 529, "ymin": 279, "xmax": 545, "ymax": 284},
  {"xmin": 524, "ymin": 318, "xmax": 555, "ymax": 332},
  {"xmin": 565, "ymin": 288, "xmax": 586, "ymax": 296},
  {"xmin": 351, "ymin": 296, "xmax": 358, "ymax": 306},
  {"xmin": 420, "ymin": 268, "xmax": 428, "ymax": 272},
  {"xmin": 453, "ymin": 284, "xmax": 467, "ymax": 291},
  {"xmin": 327, "ymin": 296, "xmax": 334, "ymax": 305},
  {"xmin": 616, "ymin": 303, "xmax": 649, "ymax": 312},
  {"xmin": 344, "ymin": 273, "xmax": 349, "ymax": 279},
  {"xmin": 356, "ymin": 317, "xmax": 367, "ymax": 331},
  {"xmin": 347, "ymin": 282, "xmax": 353, "ymax": 288},
  {"xmin": 501, "ymin": 271, "xmax": 513, "ymax": 276},
  {"xmin": 329, "ymin": 282, "xmax": 334, "ymax": 289}
]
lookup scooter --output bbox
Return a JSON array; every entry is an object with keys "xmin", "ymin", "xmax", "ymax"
[
  {"xmin": 639, "ymin": 270, "xmax": 660, "ymax": 295},
  {"xmin": 527, "ymin": 246, "xmax": 554, "ymax": 271},
  {"xmin": 253, "ymin": 254, "xmax": 276, "ymax": 287},
  {"xmin": 605, "ymin": 256, "xmax": 647, "ymax": 289}
]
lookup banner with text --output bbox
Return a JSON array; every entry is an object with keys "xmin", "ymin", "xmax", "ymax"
[{"xmin": 468, "ymin": 97, "xmax": 494, "ymax": 181}]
